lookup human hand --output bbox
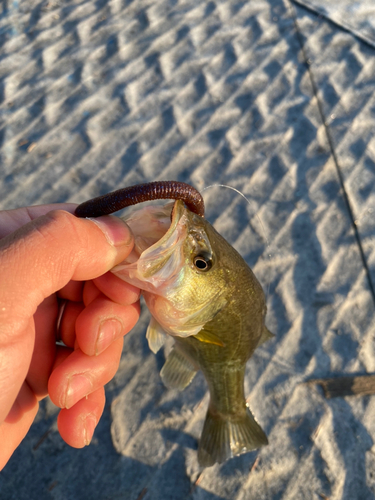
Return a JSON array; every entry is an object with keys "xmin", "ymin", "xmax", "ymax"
[{"xmin": 0, "ymin": 204, "xmax": 140, "ymax": 470}]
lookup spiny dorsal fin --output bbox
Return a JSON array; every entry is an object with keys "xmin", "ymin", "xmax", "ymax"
[
  {"xmin": 146, "ymin": 317, "xmax": 167, "ymax": 354},
  {"xmin": 160, "ymin": 348, "xmax": 198, "ymax": 390},
  {"xmin": 257, "ymin": 326, "xmax": 275, "ymax": 347}
]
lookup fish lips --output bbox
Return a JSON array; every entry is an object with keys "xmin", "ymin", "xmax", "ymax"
[{"xmin": 112, "ymin": 200, "xmax": 188, "ymax": 294}]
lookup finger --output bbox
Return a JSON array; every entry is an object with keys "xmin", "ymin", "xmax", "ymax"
[
  {"xmin": 58, "ymin": 301, "xmax": 85, "ymax": 348},
  {"xmin": 57, "ymin": 387, "xmax": 105, "ymax": 448},
  {"xmin": 0, "ymin": 382, "xmax": 39, "ymax": 471},
  {"xmin": 0, "ymin": 319, "xmax": 35, "ymax": 425},
  {"xmin": 94, "ymin": 272, "xmax": 140, "ymax": 305},
  {"xmin": 26, "ymin": 295, "xmax": 58, "ymax": 398},
  {"xmin": 82, "ymin": 280, "xmax": 102, "ymax": 306},
  {"xmin": 48, "ymin": 338, "xmax": 123, "ymax": 409},
  {"xmin": 0, "ymin": 210, "xmax": 134, "ymax": 423},
  {"xmin": 58, "ymin": 280, "xmax": 84, "ymax": 302},
  {"xmin": 0, "ymin": 210, "xmax": 134, "ymax": 308},
  {"xmin": 53, "ymin": 345, "xmax": 73, "ymax": 371},
  {"xmin": 75, "ymin": 296, "xmax": 140, "ymax": 356},
  {"xmin": 0, "ymin": 203, "xmax": 77, "ymax": 238}
]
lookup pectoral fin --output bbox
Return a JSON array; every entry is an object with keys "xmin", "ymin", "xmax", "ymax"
[
  {"xmin": 146, "ymin": 317, "xmax": 167, "ymax": 354},
  {"xmin": 160, "ymin": 347, "xmax": 198, "ymax": 390},
  {"xmin": 257, "ymin": 326, "xmax": 275, "ymax": 347},
  {"xmin": 194, "ymin": 330, "xmax": 224, "ymax": 347}
]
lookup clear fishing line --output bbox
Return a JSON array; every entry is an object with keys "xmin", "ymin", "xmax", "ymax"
[{"xmin": 202, "ymin": 184, "xmax": 271, "ymax": 300}]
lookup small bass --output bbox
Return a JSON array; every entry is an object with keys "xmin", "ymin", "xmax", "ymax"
[{"xmin": 112, "ymin": 200, "xmax": 273, "ymax": 467}]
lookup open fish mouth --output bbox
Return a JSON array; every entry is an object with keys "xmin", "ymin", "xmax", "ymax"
[
  {"xmin": 112, "ymin": 200, "xmax": 224, "ymax": 339},
  {"xmin": 112, "ymin": 200, "xmax": 188, "ymax": 294}
]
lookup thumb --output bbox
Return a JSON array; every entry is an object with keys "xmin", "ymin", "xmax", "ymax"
[{"xmin": 0, "ymin": 209, "xmax": 133, "ymax": 423}]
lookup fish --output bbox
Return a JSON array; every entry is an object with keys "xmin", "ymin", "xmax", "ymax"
[{"xmin": 112, "ymin": 199, "xmax": 273, "ymax": 467}]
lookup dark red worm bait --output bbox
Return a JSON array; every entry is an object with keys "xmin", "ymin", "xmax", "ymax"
[{"xmin": 74, "ymin": 181, "xmax": 205, "ymax": 218}]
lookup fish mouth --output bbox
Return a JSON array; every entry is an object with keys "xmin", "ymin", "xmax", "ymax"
[
  {"xmin": 112, "ymin": 200, "xmax": 188, "ymax": 292},
  {"xmin": 113, "ymin": 200, "xmax": 227, "ymax": 339}
]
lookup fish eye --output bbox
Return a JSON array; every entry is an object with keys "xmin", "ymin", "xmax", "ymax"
[{"xmin": 193, "ymin": 254, "xmax": 212, "ymax": 272}]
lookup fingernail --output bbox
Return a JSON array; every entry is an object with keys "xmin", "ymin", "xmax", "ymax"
[
  {"xmin": 64, "ymin": 373, "xmax": 93, "ymax": 409},
  {"xmin": 88, "ymin": 216, "xmax": 133, "ymax": 247},
  {"xmin": 84, "ymin": 413, "xmax": 97, "ymax": 446},
  {"xmin": 96, "ymin": 318, "xmax": 123, "ymax": 355}
]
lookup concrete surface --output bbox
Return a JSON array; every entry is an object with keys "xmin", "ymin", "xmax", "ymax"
[
  {"xmin": 1, "ymin": 0, "xmax": 375, "ymax": 499},
  {"xmin": 294, "ymin": 0, "xmax": 375, "ymax": 48}
]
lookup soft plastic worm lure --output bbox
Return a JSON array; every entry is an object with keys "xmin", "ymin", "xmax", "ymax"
[{"xmin": 74, "ymin": 181, "xmax": 205, "ymax": 218}]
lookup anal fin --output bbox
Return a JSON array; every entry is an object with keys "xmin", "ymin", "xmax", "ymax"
[
  {"xmin": 160, "ymin": 348, "xmax": 198, "ymax": 390},
  {"xmin": 197, "ymin": 405, "xmax": 268, "ymax": 467}
]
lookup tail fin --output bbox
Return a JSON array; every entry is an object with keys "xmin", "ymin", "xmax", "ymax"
[{"xmin": 197, "ymin": 405, "xmax": 268, "ymax": 467}]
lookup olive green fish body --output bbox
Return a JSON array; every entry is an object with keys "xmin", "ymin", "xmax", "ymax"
[
  {"xmin": 113, "ymin": 200, "xmax": 272, "ymax": 466},
  {"xmin": 162, "ymin": 226, "xmax": 268, "ymax": 466}
]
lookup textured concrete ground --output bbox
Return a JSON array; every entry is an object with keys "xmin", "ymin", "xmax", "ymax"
[{"xmin": 1, "ymin": 1, "xmax": 375, "ymax": 499}]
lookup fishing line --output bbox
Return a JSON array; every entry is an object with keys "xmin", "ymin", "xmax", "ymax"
[{"xmin": 202, "ymin": 184, "xmax": 272, "ymax": 300}]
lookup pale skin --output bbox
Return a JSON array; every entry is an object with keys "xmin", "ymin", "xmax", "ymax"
[{"xmin": 0, "ymin": 204, "xmax": 141, "ymax": 470}]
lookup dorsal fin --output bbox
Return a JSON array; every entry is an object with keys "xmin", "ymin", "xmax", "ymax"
[{"xmin": 257, "ymin": 326, "xmax": 275, "ymax": 347}]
